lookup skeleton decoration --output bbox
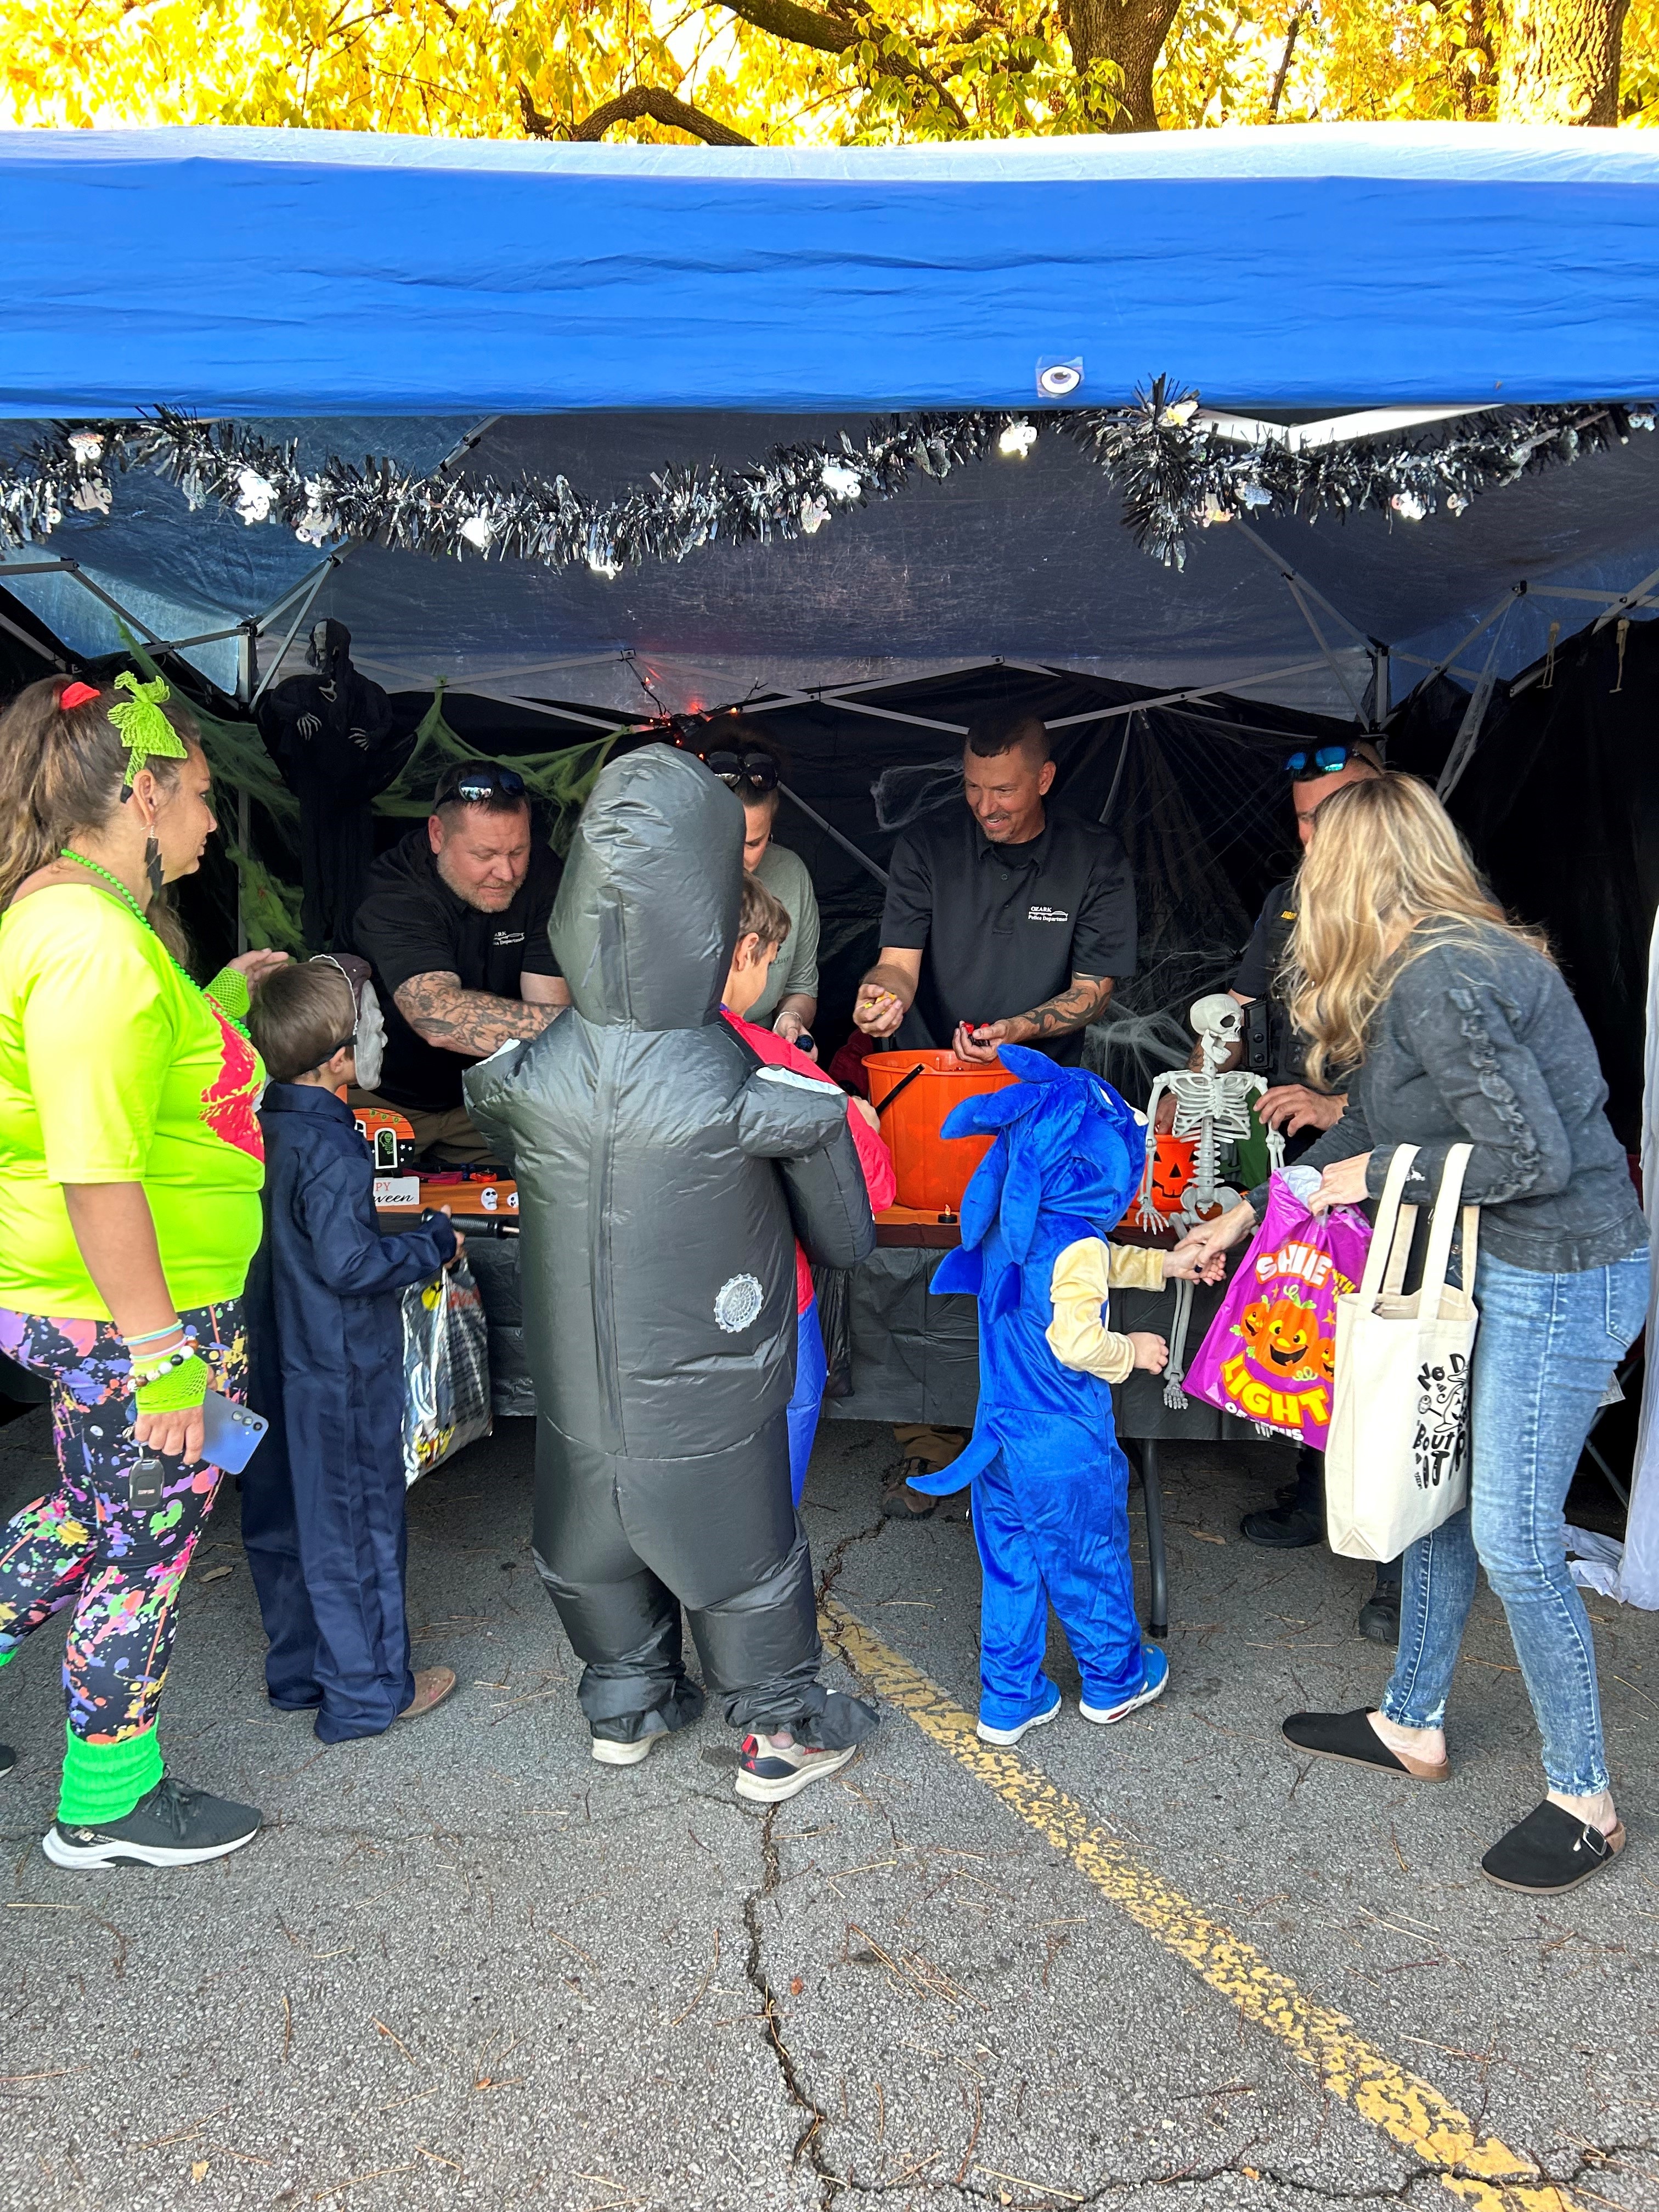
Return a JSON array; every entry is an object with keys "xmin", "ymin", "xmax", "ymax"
[{"xmin": 1135, "ymin": 994, "xmax": 1285, "ymax": 1410}]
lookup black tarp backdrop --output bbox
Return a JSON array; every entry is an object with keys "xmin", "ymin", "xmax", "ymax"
[
  {"xmin": 368, "ymin": 668, "xmax": 1358, "ymax": 1075},
  {"xmin": 1389, "ymin": 628, "xmax": 1659, "ymax": 1150},
  {"xmin": 6, "ymin": 593, "xmax": 1652, "ymax": 1137}
]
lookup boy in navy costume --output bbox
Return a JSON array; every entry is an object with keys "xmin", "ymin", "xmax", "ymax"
[{"xmin": 244, "ymin": 959, "xmax": 461, "ymax": 1742}]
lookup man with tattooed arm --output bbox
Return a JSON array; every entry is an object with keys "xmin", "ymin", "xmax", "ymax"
[
  {"xmin": 852, "ymin": 704, "xmax": 1137, "ymax": 1518},
  {"xmin": 350, "ymin": 762, "xmax": 569, "ymax": 1164},
  {"xmin": 853, "ymin": 704, "xmax": 1136, "ymax": 1075}
]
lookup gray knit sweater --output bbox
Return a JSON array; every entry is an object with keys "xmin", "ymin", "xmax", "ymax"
[{"xmin": 1256, "ymin": 924, "xmax": 1647, "ymax": 1275}]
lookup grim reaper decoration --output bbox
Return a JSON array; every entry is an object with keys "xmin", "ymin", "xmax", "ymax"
[{"xmin": 256, "ymin": 620, "xmax": 411, "ymax": 950}]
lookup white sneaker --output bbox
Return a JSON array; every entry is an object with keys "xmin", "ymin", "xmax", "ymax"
[
  {"xmin": 1080, "ymin": 1647, "xmax": 1170, "ymax": 1726},
  {"xmin": 976, "ymin": 1693, "xmax": 1063, "ymax": 1747},
  {"xmin": 591, "ymin": 1733, "xmax": 657, "ymax": 1767},
  {"xmin": 734, "ymin": 1734, "xmax": 859, "ymax": 1803}
]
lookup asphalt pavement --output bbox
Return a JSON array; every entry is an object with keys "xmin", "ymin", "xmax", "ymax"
[{"xmin": 1, "ymin": 1407, "xmax": 1656, "ymax": 2212}]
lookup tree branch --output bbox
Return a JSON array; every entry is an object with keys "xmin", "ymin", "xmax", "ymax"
[
  {"xmin": 722, "ymin": 0, "xmax": 968, "ymax": 123},
  {"xmin": 720, "ymin": 0, "xmax": 861, "ymax": 52},
  {"xmin": 562, "ymin": 86, "xmax": 757, "ymax": 144}
]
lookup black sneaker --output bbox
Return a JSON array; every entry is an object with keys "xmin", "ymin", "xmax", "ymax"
[
  {"xmin": 0, "ymin": 1743, "xmax": 13, "ymax": 1779},
  {"xmin": 1239, "ymin": 1500, "xmax": 1323, "ymax": 1548},
  {"xmin": 1357, "ymin": 1579, "xmax": 1402, "ymax": 1646},
  {"xmin": 43, "ymin": 1774, "xmax": 262, "ymax": 1870}
]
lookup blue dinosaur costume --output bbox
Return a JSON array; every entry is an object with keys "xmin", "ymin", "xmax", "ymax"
[{"xmin": 909, "ymin": 1049, "xmax": 1154, "ymax": 1734}]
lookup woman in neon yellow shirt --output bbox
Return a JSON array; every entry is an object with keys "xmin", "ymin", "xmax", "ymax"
[{"xmin": 0, "ymin": 673, "xmax": 284, "ymax": 1870}]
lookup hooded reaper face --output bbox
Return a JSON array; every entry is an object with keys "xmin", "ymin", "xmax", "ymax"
[
  {"xmin": 550, "ymin": 743, "xmax": 745, "ymax": 1032},
  {"xmin": 306, "ymin": 619, "xmax": 353, "ymax": 690}
]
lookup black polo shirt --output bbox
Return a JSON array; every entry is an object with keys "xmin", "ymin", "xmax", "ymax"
[
  {"xmin": 880, "ymin": 805, "xmax": 1137, "ymax": 1065},
  {"xmin": 351, "ymin": 827, "xmax": 563, "ymax": 1112},
  {"xmin": 1234, "ymin": 877, "xmax": 1304, "ymax": 1084}
]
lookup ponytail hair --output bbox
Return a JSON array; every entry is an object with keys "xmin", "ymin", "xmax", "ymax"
[{"xmin": 0, "ymin": 675, "xmax": 200, "ymax": 964}]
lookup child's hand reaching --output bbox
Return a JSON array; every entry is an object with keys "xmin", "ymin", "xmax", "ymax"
[
  {"xmin": 1163, "ymin": 1243, "xmax": 1227, "ymax": 1286},
  {"xmin": 1128, "ymin": 1330, "xmax": 1168, "ymax": 1375},
  {"xmin": 439, "ymin": 1204, "xmax": 466, "ymax": 1268}
]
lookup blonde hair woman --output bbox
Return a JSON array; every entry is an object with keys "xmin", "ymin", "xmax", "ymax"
[{"xmin": 1180, "ymin": 773, "xmax": 1647, "ymax": 1895}]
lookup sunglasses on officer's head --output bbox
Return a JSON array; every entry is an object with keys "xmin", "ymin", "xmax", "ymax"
[
  {"xmin": 702, "ymin": 748, "xmax": 780, "ymax": 794},
  {"xmin": 1284, "ymin": 743, "xmax": 1368, "ymax": 778},
  {"xmin": 436, "ymin": 763, "xmax": 528, "ymax": 805}
]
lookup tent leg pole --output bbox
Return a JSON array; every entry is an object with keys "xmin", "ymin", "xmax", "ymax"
[
  {"xmin": 235, "ymin": 624, "xmax": 256, "ymax": 953},
  {"xmin": 777, "ymin": 782, "xmax": 890, "ymax": 889}
]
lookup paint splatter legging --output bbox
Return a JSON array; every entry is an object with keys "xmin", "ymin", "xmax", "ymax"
[{"xmin": 0, "ymin": 1301, "xmax": 247, "ymax": 1743}]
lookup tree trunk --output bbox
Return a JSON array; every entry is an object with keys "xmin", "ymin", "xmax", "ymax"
[
  {"xmin": 1497, "ymin": 0, "xmax": 1629, "ymax": 125},
  {"xmin": 1057, "ymin": 0, "xmax": 1183, "ymax": 131}
]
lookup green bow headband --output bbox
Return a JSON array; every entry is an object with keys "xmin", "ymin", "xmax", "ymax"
[{"xmin": 108, "ymin": 670, "xmax": 187, "ymax": 797}]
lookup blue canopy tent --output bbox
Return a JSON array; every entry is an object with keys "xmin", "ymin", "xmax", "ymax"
[{"xmin": 3, "ymin": 122, "xmax": 1659, "ymax": 712}]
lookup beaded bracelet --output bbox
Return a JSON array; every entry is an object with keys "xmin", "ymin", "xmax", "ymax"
[{"xmin": 129, "ymin": 1346, "xmax": 191, "ymax": 1385}]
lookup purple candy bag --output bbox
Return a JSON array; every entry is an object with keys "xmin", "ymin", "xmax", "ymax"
[{"xmin": 1183, "ymin": 1173, "xmax": 1372, "ymax": 1448}]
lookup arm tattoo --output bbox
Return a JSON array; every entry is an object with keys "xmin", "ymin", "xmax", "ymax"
[
  {"xmin": 1014, "ymin": 974, "xmax": 1115, "ymax": 1042},
  {"xmin": 394, "ymin": 972, "xmax": 558, "ymax": 1058}
]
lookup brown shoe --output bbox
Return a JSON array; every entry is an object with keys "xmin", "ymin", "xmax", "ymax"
[
  {"xmin": 397, "ymin": 1667, "xmax": 458, "ymax": 1723},
  {"xmin": 881, "ymin": 1457, "xmax": 940, "ymax": 1519}
]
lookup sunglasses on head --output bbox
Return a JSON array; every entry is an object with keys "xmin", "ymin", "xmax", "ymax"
[
  {"xmin": 1284, "ymin": 743, "xmax": 1368, "ymax": 778},
  {"xmin": 437, "ymin": 763, "xmax": 528, "ymax": 805},
  {"xmin": 702, "ymin": 748, "xmax": 780, "ymax": 794}
]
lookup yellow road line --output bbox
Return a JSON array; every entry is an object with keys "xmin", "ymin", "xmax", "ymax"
[{"xmin": 822, "ymin": 1598, "xmax": 1578, "ymax": 2212}]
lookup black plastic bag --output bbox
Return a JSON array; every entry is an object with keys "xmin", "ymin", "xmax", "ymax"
[{"xmin": 813, "ymin": 1264, "xmax": 854, "ymax": 1400}]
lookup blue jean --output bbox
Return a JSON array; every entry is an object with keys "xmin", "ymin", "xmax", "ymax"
[{"xmin": 1381, "ymin": 1245, "xmax": 1649, "ymax": 1795}]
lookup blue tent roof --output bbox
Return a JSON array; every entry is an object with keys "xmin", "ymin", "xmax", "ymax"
[
  {"xmin": 5, "ymin": 122, "xmax": 1659, "ymax": 714},
  {"xmin": 4, "ymin": 122, "xmax": 1659, "ymax": 416}
]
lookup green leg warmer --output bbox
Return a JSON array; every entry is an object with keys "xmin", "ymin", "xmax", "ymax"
[{"xmin": 57, "ymin": 1724, "xmax": 163, "ymax": 1826}]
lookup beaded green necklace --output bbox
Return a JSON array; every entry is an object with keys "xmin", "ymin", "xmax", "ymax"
[{"xmin": 57, "ymin": 848, "xmax": 250, "ymax": 1038}]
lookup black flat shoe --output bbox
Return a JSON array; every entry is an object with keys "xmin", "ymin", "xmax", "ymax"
[
  {"xmin": 1241, "ymin": 1502, "xmax": 1323, "ymax": 1549},
  {"xmin": 0, "ymin": 1743, "xmax": 14, "ymax": 1779},
  {"xmin": 1481, "ymin": 1800, "xmax": 1626, "ymax": 1894},
  {"xmin": 1282, "ymin": 1706, "xmax": 1450, "ymax": 1781}
]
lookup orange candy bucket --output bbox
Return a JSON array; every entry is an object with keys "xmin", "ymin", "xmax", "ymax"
[{"xmin": 865, "ymin": 1049, "xmax": 1017, "ymax": 1214}]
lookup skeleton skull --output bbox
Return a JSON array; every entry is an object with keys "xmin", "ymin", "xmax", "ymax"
[{"xmin": 1190, "ymin": 993, "xmax": 1243, "ymax": 1043}]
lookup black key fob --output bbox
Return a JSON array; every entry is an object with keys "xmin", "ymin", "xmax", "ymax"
[{"xmin": 129, "ymin": 1456, "xmax": 166, "ymax": 1509}]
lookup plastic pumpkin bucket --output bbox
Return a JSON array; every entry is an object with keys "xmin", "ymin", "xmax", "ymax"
[{"xmin": 866, "ymin": 1049, "xmax": 1018, "ymax": 1212}]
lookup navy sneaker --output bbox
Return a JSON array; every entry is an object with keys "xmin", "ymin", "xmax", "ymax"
[
  {"xmin": 43, "ymin": 1774, "xmax": 262, "ymax": 1870},
  {"xmin": 734, "ymin": 1734, "xmax": 859, "ymax": 1803}
]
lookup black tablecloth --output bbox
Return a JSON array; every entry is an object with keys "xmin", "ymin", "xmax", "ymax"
[{"xmin": 823, "ymin": 1245, "xmax": 1269, "ymax": 1442}]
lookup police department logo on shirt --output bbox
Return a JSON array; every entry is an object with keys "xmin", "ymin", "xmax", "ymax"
[
  {"xmin": 492, "ymin": 930, "xmax": 525, "ymax": 947},
  {"xmin": 1026, "ymin": 904, "xmax": 1070, "ymax": 924},
  {"xmin": 714, "ymin": 1273, "xmax": 764, "ymax": 1334}
]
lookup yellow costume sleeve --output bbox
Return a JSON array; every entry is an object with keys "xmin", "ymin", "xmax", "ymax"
[
  {"xmin": 1046, "ymin": 1237, "xmax": 1137, "ymax": 1384},
  {"xmin": 1104, "ymin": 1242, "xmax": 1169, "ymax": 1291}
]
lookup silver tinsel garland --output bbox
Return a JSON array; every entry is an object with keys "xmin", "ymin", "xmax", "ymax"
[{"xmin": 1, "ymin": 383, "xmax": 1652, "ymax": 578}]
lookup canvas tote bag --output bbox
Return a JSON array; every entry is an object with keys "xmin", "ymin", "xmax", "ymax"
[{"xmin": 1325, "ymin": 1142, "xmax": 1479, "ymax": 1561}]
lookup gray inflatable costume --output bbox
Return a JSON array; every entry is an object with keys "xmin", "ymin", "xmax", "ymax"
[{"xmin": 465, "ymin": 744, "xmax": 879, "ymax": 1752}]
